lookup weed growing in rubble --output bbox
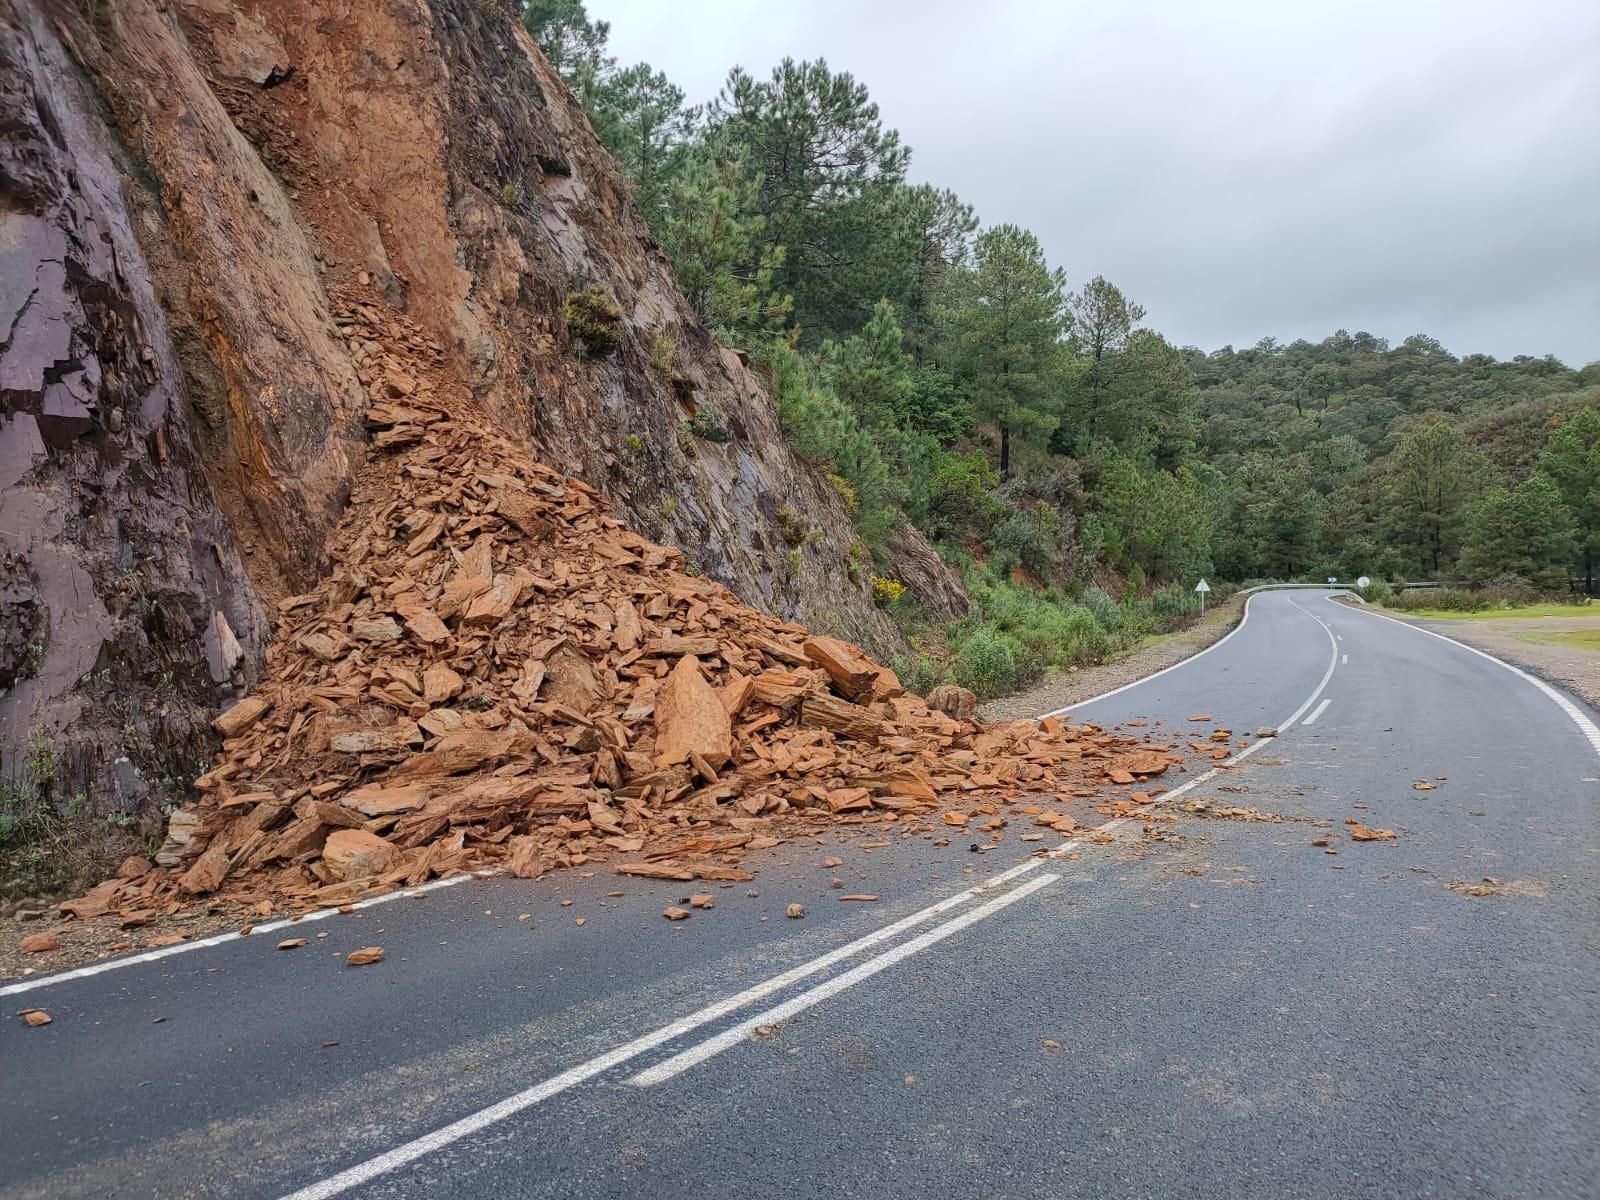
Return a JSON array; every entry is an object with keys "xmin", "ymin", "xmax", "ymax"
[
  {"xmin": 685, "ymin": 408, "xmax": 731, "ymax": 442},
  {"xmin": 564, "ymin": 284, "xmax": 624, "ymax": 356},
  {"xmin": 648, "ymin": 335, "xmax": 677, "ymax": 380}
]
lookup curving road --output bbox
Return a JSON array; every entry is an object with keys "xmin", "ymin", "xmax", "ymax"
[{"xmin": 3, "ymin": 590, "xmax": 1598, "ymax": 1199}]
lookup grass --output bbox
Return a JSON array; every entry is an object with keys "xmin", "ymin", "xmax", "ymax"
[
  {"xmin": 1510, "ymin": 629, "xmax": 1600, "ymax": 651},
  {"xmin": 1385, "ymin": 601, "xmax": 1596, "ymax": 621}
]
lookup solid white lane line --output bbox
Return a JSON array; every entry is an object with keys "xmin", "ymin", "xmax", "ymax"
[
  {"xmin": 0, "ymin": 873, "xmax": 484, "ymax": 999},
  {"xmin": 1301, "ymin": 698, "xmax": 1333, "ymax": 726},
  {"xmin": 1043, "ymin": 592, "xmax": 1257, "ymax": 716},
  {"xmin": 1333, "ymin": 599, "xmax": 1600, "ymax": 760},
  {"xmin": 629, "ymin": 872, "xmax": 1061, "ymax": 1087},
  {"xmin": 276, "ymin": 861, "xmax": 1047, "ymax": 1200}
]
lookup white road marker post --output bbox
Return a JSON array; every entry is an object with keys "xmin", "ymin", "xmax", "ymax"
[{"xmin": 1194, "ymin": 577, "xmax": 1210, "ymax": 616}]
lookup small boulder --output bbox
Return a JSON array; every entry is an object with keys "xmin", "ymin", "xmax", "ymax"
[
  {"xmin": 323, "ymin": 829, "xmax": 400, "ymax": 881},
  {"xmin": 926, "ymin": 685, "xmax": 977, "ymax": 722}
]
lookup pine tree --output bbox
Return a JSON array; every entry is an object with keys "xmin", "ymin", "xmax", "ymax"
[
  {"xmin": 1537, "ymin": 406, "xmax": 1600, "ymax": 592},
  {"xmin": 1459, "ymin": 476, "xmax": 1575, "ymax": 586},
  {"xmin": 1382, "ymin": 417, "xmax": 1493, "ymax": 575},
  {"xmin": 595, "ymin": 64, "xmax": 696, "ymax": 226},
  {"xmin": 708, "ymin": 58, "xmax": 910, "ymax": 339},
  {"xmin": 941, "ymin": 225, "xmax": 1067, "ymax": 477},
  {"xmin": 822, "ymin": 300, "xmax": 914, "ymax": 429},
  {"xmin": 521, "ymin": 0, "xmax": 615, "ymax": 118},
  {"xmin": 660, "ymin": 140, "xmax": 791, "ymax": 343},
  {"xmin": 1058, "ymin": 276, "xmax": 1147, "ymax": 451}
]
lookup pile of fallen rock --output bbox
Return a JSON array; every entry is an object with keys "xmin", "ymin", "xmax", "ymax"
[{"xmin": 63, "ymin": 330, "xmax": 1185, "ymax": 926}]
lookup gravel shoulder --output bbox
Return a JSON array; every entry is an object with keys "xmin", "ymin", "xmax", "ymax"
[
  {"xmin": 981, "ymin": 594, "xmax": 1246, "ymax": 723},
  {"xmin": 1375, "ymin": 608, "xmax": 1600, "ymax": 711}
]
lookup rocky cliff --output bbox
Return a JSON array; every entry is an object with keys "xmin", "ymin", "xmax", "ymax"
[{"xmin": 0, "ymin": 0, "xmax": 964, "ymax": 880}]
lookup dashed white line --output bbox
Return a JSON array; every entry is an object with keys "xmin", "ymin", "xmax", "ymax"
[
  {"xmin": 1342, "ymin": 653, "xmax": 1348, "ymax": 665},
  {"xmin": 273, "ymin": 591, "xmax": 1350, "ymax": 1195},
  {"xmin": 629, "ymin": 872, "xmax": 1061, "ymax": 1086},
  {"xmin": 1301, "ymin": 698, "xmax": 1333, "ymax": 726}
]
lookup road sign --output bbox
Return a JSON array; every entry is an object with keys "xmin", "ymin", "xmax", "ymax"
[
  {"xmin": 1356, "ymin": 575, "xmax": 1371, "ymax": 589},
  {"xmin": 1194, "ymin": 577, "xmax": 1210, "ymax": 614},
  {"xmin": 1327, "ymin": 576, "xmax": 1337, "ymax": 585}
]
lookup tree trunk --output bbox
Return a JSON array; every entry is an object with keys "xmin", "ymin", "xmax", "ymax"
[{"xmin": 999, "ymin": 423, "xmax": 1011, "ymax": 479}]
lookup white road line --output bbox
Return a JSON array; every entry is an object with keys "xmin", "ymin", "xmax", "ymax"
[
  {"xmin": 275, "ymin": 860, "xmax": 1047, "ymax": 1200},
  {"xmin": 1068, "ymin": 600, "xmax": 1343, "ymax": 835},
  {"xmin": 1042, "ymin": 592, "xmax": 1257, "ymax": 716},
  {"xmin": 629, "ymin": 872, "xmax": 1060, "ymax": 1087},
  {"xmin": 1333, "ymin": 598, "xmax": 1600, "ymax": 760},
  {"xmin": 274, "ymin": 592, "xmax": 1338, "ymax": 1194},
  {"xmin": 0, "ymin": 873, "xmax": 484, "ymax": 999},
  {"xmin": 1281, "ymin": 599, "xmax": 1340, "ymax": 728},
  {"xmin": 1301, "ymin": 698, "xmax": 1333, "ymax": 726}
]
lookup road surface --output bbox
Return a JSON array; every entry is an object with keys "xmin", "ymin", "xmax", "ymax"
[{"xmin": 4, "ymin": 590, "xmax": 1598, "ymax": 1200}]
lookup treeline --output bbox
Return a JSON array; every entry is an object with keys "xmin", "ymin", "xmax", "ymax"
[
  {"xmin": 518, "ymin": 1, "xmax": 1599, "ymax": 693},
  {"xmin": 1190, "ymin": 336, "xmax": 1600, "ymax": 589}
]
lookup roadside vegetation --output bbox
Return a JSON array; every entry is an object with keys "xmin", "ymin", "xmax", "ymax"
[{"xmin": 1358, "ymin": 580, "xmax": 1596, "ymax": 618}]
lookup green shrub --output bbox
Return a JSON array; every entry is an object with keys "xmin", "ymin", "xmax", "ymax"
[
  {"xmin": 648, "ymin": 335, "xmax": 677, "ymax": 380},
  {"xmin": 1149, "ymin": 583, "xmax": 1197, "ymax": 628},
  {"xmin": 1386, "ymin": 588, "xmax": 1492, "ymax": 612},
  {"xmin": 499, "ymin": 180, "xmax": 524, "ymax": 209},
  {"xmin": 990, "ymin": 509, "xmax": 1059, "ymax": 579},
  {"xmin": 565, "ymin": 284, "xmax": 624, "ymax": 356},
  {"xmin": 951, "ymin": 625, "xmax": 1024, "ymax": 699},
  {"xmin": 893, "ymin": 653, "xmax": 950, "ymax": 697},
  {"xmin": 1355, "ymin": 579, "xmax": 1395, "ymax": 605},
  {"xmin": 923, "ymin": 452, "xmax": 1001, "ymax": 539},
  {"xmin": 826, "ymin": 472, "xmax": 857, "ymax": 512},
  {"xmin": 1080, "ymin": 586, "xmax": 1123, "ymax": 633},
  {"xmin": 685, "ymin": 407, "xmax": 732, "ymax": 442}
]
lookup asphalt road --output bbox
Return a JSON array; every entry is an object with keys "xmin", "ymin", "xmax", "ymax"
[{"xmin": 4, "ymin": 590, "xmax": 1598, "ymax": 1200}]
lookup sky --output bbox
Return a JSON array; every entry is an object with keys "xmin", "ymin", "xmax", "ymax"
[{"xmin": 588, "ymin": 0, "xmax": 1600, "ymax": 366}]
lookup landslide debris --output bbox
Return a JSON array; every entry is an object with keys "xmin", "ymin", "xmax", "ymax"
[{"xmin": 52, "ymin": 309, "xmax": 1186, "ymax": 926}]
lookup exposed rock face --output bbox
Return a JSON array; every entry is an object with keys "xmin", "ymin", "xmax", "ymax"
[
  {"xmin": 0, "ymin": 5, "xmax": 264, "ymax": 830},
  {"xmin": 0, "ymin": 0, "xmax": 964, "ymax": 847}
]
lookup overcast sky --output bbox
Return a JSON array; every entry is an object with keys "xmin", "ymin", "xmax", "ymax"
[{"xmin": 590, "ymin": 0, "xmax": 1599, "ymax": 366}]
